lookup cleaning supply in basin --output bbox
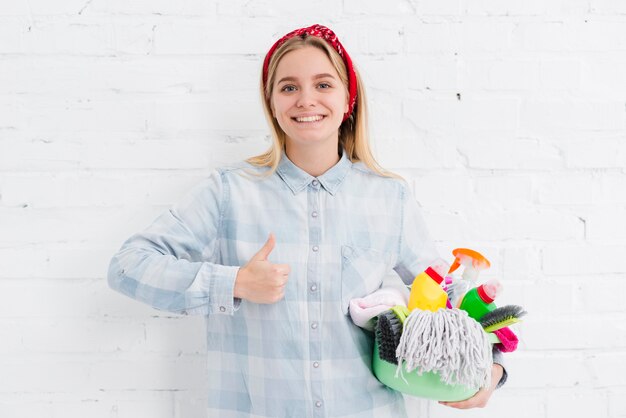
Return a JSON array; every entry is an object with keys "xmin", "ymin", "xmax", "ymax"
[
  {"xmin": 407, "ymin": 267, "xmax": 448, "ymax": 312},
  {"xmin": 446, "ymin": 248, "xmax": 491, "ymax": 307},
  {"xmin": 492, "ymin": 326, "xmax": 519, "ymax": 353},
  {"xmin": 443, "ymin": 276, "xmax": 454, "ymax": 309},
  {"xmin": 447, "ymin": 275, "xmax": 473, "ymax": 308},
  {"xmin": 428, "ymin": 257, "xmax": 451, "ymax": 281},
  {"xmin": 480, "ymin": 304, "xmax": 527, "ymax": 333},
  {"xmin": 448, "ymin": 248, "xmax": 491, "ymax": 282},
  {"xmin": 348, "ymin": 286, "xmax": 408, "ymax": 331},
  {"xmin": 458, "ymin": 279, "xmax": 502, "ymax": 321},
  {"xmin": 375, "ymin": 305, "xmax": 410, "ymax": 364},
  {"xmin": 376, "ymin": 311, "xmax": 403, "ymax": 364}
]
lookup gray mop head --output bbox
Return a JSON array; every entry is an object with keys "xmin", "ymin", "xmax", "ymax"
[{"xmin": 395, "ymin": 308, "xmax": 493, "ymax": 389}]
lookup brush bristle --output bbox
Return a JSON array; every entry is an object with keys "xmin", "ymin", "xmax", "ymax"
[
  {"xmin": 480, "ymin": 305, "xmax": 527, "ymax": 329},
  {"xmin": 375, "ymin": 310, "xmax": 402, "ymax": 364}
]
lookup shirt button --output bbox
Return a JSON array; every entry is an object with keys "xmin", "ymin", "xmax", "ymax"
[
  {"xmin": 310, "ymin": 284, "xmax": 317, "ymax": 292},
  {"xmin": 219, "ymin": 306, "xmax": 226, "ymax": 312},
  {"xmin": 312, "ymin": 180, "xmax": 319, "ymax": 187},
  {"xmin": 311, "ymin": 322, "xmax": 318, "ymax": 329},
  {"xmin": 315, "ymin": 401, "xmax": 322, "ymax": 408},
  {"xmin": 312, "ymin": 245, "xmax": 319, "ymax": 252},
  {"xmin": 313, "ymin": 361, "xmax": 320, "ymax": 368},
  {"xmin": 311, "ymin": 211, "xmax": 318, "ymax": 218}
]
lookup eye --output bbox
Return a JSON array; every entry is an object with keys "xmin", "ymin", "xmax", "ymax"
[
  {"xmin": 318, "ymin": 82, "xmax": 331, "ymax": 89},
  {"xmin": 280, "ymin": 84, "xmax": 297, "ymax": 92}
]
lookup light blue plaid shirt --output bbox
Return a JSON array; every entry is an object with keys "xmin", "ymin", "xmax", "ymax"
[{"xmin": 108, "ymin": 150, "xmax": 501, "ymax": 417}]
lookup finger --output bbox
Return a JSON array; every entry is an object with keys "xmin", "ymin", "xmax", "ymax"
[
  {"xmin": 439, "ymin": 389, "xmax": 488, "ymax": 409},
  {"xmin": 266, "ymin": 271, "xmax": 289, "ymax": 286},
  {"xmin": 439, "ymin": 400, "xmax": 469, "ymax": 409},
  {"xmin": 273, "ymin": 264, "xmax": 291, "ymax": 275},
  {"xmin": 251, "ymin": 233, "xmax": 275, "ymax": 261}
]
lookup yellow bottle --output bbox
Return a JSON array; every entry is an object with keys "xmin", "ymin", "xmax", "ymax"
[{"xmin": 408, "ymin": 267, "xmax": 448, "ymax": 312}]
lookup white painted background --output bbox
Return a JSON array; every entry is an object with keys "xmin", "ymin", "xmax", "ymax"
[{"xmin": 1, "ymin": 1, "xmax": 625, "ymax": 417}]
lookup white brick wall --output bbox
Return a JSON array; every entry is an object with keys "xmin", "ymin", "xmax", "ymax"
[{"xmin": 1, "ymin": 1, "xmax": 624, "ymax": 417}]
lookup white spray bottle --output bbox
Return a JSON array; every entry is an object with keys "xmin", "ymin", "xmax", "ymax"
[{"xmin": 446, "ymin": 248, "xmax": 491, "ymax": 308}]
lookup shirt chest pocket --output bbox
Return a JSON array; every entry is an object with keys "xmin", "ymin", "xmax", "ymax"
[{"xmin": 340, "ymin": 245, "xmax": 394, "ymax": 316}]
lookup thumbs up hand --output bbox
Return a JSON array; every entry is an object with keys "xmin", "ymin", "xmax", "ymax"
[{"xmin": 234, "ymin": 233, "xmax": 291, "ymax": 304}]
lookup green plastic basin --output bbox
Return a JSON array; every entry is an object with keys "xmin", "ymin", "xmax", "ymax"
[{"xmin": 372, "ymin": 332, "xmax": 500, "ymax": 401}]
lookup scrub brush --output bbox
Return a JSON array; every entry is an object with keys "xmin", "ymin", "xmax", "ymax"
[
  {"xmin": 375, "ymin": 305, "xmax": 410, "ymax": 364},
  {"xmin": 376, "ymin": 311, "xmax": 402, "ymax": 364},
  {"xmin": 480, "ymin": 304, "xmax": 527, "ymax": 333}
]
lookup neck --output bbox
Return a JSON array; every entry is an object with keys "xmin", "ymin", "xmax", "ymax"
[{"xmin": 285, "ymin": 141, "xmax": 341, "ymax": 177}]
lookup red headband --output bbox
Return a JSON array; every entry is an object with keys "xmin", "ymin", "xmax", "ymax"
[{"xmin": 262, "ymin": 24, "xmax": 358, "ymax": 122}]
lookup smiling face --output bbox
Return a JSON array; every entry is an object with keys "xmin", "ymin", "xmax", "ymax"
[{"xmin": 270, "ymin": 46, "xmax": 349, "ymax": 151}]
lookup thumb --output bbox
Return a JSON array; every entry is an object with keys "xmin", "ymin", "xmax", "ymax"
[{"xmin": 251, "ymin": 233, "xmax": 275, "ymax": 261}]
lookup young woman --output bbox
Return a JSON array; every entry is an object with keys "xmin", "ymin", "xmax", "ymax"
[{"xmin": 108, "ymin": 24, "xmax": 506, "ymax": 417}]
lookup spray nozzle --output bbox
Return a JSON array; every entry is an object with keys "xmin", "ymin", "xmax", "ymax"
[{"xmin": 448, "ymin": 248, "xmax": 491, "ymax": 282}]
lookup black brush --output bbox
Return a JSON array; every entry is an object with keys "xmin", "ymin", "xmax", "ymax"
[
  {"xmin": 480, "ymin": 304, "xmax": 527, "ymax": 332},
  {"xmin": 375, "ymin": 308, "xmax": 404, "ymax": 364}
]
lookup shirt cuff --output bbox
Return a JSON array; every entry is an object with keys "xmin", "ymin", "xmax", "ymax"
[{"xmin": 194, "ymin": 262, "xmax": 241, "ymax": 315}]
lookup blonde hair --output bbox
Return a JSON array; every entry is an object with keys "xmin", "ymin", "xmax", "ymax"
[{"xmin": 246, "ymin": 35, "xmax": 398, "ymax": 178}]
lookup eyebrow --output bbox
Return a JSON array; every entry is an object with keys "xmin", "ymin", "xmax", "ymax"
[{"xmin": 276, "ymin": 73, "xmax": 337, "ymax": 85}]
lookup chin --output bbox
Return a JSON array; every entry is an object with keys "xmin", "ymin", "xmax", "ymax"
[{"xmin": 286, "ymin": 135, "xmax": 335, "ymax": 147}]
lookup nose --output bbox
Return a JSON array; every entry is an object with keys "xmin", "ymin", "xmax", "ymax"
[{"xmin": 296, "ymin": 87, "xmax": 316, "ymax": 108}]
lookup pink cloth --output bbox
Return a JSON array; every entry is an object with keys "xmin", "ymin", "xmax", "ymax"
[
  {"xmin": 493, "ymin": 326, "xmax": 519, "ymax": 353},
  {"xmin": 348, "ymin": 287, "xmax": 408, "ymax": 331}
]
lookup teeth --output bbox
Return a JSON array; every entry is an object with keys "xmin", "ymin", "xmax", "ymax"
[{"xmin": 295, "ymin": 115, "xmax": 324, "ymax": 122}]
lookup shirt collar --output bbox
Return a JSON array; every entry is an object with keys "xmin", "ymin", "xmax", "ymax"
[{"xmin": 276, "ymin": 149, "xmax": 352, "ymax": 196}]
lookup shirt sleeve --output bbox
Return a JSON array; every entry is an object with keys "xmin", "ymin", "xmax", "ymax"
[
  {"xmin": 492, "ymin": 347, "xmax": 509, "ymax": 388},
  {"xmin": 393, "ymin": 180, "xmax": 442, "ymax": 286},
  {"xmin": 107, "ymin": 169, "xmax": 241, "ymax": 316}
]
